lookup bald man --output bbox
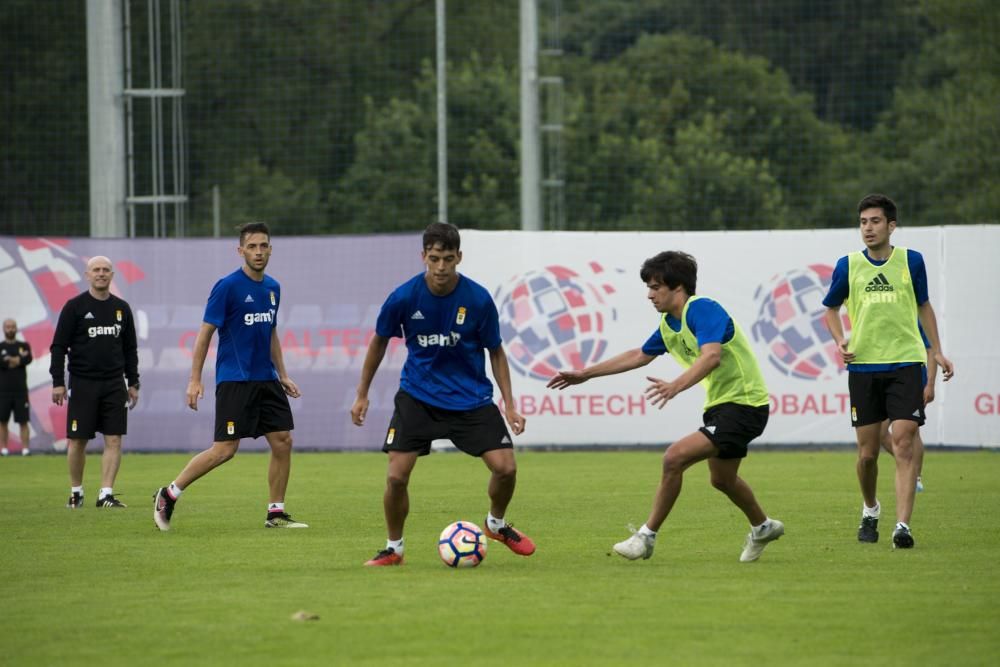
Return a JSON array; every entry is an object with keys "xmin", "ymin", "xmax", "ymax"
[
  {"xmin": 1, "ymin": 318, "xmax": 33, "ymax": 456},
  {"xmin": 50, "ymin": 256, "xmax": 140, "ymax": 509}
]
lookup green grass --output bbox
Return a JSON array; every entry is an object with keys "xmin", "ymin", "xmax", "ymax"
[{"xmin": 2, "ymin": 450, "xmax": 998, "ymax": 666}]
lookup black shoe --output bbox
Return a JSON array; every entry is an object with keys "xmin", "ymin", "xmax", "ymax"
[
  {"xmin": 66, "ymin": 492, "xmax": 84, "ymax": 509},
  {"xmin": 892, "ymin": 525, "xmax": 915, "ymax": 549},
  {"xmin": 857, "ymin": 516, "xmax": 879, "ymax": 543},
  {"xmin": 96, "ymin": 494, "xmax": 127, "ymax": 508},
  {"xmin": 153, "ymin": 487, "xmax": 175, "ymax": 531}
]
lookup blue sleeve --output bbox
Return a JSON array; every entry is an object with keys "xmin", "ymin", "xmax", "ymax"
[
  {"xmin": 822, "ymin": 256, "xmax": 850, "ymax": 308},
  {"xmin": 479, "ymin": 293, "xmax": 502, "ymax": 350},
  {"xmin": 203, "ymin": 278, "xmax": 228, "ymax": 328},
  {"xmin": 687, "ymin": 298, "xmax": 733, "ymax": 346},
  {"xmin": 375, "ymin": 291, "xmax": 405, "ymax": 339},
  {"xmin": 908, "ymin": 249, "xmax": 929, "ymax": 305},
  {"xmin": 641, "ymin": 329, "xmax": 667, "ymax": 356}
]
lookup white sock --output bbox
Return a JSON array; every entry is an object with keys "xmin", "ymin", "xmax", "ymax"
[
  {"xmin": 167, "ymin": 482, "xmax": 183, "ymax": 500},
  {"xmin": 268, "ymin": 502, "xmax": 285, "ymax": 514},
  {"xmin": 71, "ymin": 485, "xmax": 84, "ymax": 495},
  {"xmin": 895, "ymin": 521, "xmax": 910, "ymax": 531},
  {"xmin": 99, "ymin": 487, "xmax": 113, "ymax": 499},
  {"xmin": 638, "ymin": 524, "xmax": 657, "ymax": 539},
  {"xmin": 486, "ymin": 513, "xmax": 505, "ymax": 533},
  {"xmin": 387, "ymin": 538, "xmax": 404, "ymax": 554},
  {"xmin": 752, "ymin": 518, "xmax": 771, "ymax": 537},
  {"xmin": 862, "ymin": 501, "xmax": 880, "ymax": 519}
]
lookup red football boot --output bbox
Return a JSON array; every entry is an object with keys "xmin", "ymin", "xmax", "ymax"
[
  {"xmin": 484, "ymin": 524, "xmax": 536, "ymax": 556},
  {"xmin": 364, "ymin": 548, "xmax": 404, "ymax": 566}
]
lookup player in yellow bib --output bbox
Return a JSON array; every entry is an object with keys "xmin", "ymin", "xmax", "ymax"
[
  {"xmin": 823, "ymin": 194, "xmax": 954, "ymax": 549},
  {"xmin": 548, "ymin": 251, "xmax": 784, "ymax": 563}
]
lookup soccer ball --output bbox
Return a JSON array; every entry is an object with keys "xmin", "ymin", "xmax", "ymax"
[{"xmin": 438, "ymin": 521, "xmax": 488, "ymax": 568}]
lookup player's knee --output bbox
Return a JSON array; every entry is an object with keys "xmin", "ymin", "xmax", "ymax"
[
  {"xmin": 386, "ymin": 471, "xmax": 410, "ymax": 490},
  {"xmin": 710, "ymin": 474, "xmax": 735, "ymax": 493}
]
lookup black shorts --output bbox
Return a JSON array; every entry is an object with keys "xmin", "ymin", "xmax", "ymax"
[
  {"xmin": 699, "ymin": 403, "xmax": 770, "ymax": 460},
  {"xmin": 848, "ymin": 364, "xmax": 925, "ymax": 428},
  {"xmin": 383, "ymin": 390, "xmax": 513, "ymax": 457},
  {"xmin": 214, "ymin": 381, "xmax": 294, "ymax": 441},
  {"xmin": 0, "ymin": 393, "xmax": 30, "ymax": 424},
  {"xmin": 67, "ymin": 377, "xmax": 127, "ymax": 440}
]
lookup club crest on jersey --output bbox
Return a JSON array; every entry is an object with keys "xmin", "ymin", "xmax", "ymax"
[
  {"xmin": 270, "ymin": 291, "xmax": 276, "ymax": 306},
  {"xmin": 227, "ymin": 421, "xmax": 235, "ymax": 435},
  {"xmin": 456, "ymin": 307, "xmax": 467, "ymax": 325},
  {"xmin": 116, "ymin": 309, "xmax": 123, "ymax": 322}
]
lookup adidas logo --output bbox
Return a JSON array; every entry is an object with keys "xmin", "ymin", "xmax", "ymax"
[
  {"xmin": 913, "ymin": 409, "xmax": 921, "ymax": 417},
  {"xmin": 864, "ymin": 273, "xmax": 894, "ymax": 292},
  {"xmin": 500, "ymin": 435, "xmax": 512, "ymax": 445},
  {"xmin": 411, "ymin": 311, "xmax": 425, "ymax": 320},
  {"xmin": 245, "ymin": 294, "xmax": 254, "ymax": 303},
  {"xmin": 84, "ymin": 312, "xmax": 95, "ymax": 319},
  {"xmin": 705, "ymin": 425, "xmax": 717, "ymax": 434}
]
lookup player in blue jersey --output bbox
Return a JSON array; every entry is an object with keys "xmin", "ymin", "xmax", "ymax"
[
  {"xmin": 548, "ymin": 251, "xmax": 783, "ymax": 563},
  {"xmin": 823, "ymin": 194, "xmax": 953, "ymax": 549},
  {"xmin": 153, "ymin": 222, "xmax": 308, "ymax": 531},
  {"xmin": 351, "ymin": 222, "xmax": 533, "ymax": 566}
]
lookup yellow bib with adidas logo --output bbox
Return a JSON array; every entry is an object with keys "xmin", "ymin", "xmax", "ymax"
[
  {"xmin": 658, "ymin": 296, "xmax": 770, "ymax": 410},
  {"xmin": 846, "ymin": 247, "xmax": 926, "ymax": 364}
]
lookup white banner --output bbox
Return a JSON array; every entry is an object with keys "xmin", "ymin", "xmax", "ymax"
[{"xmin": 462, "ymin": 226, "xmax": 1000, "ymax": 448}]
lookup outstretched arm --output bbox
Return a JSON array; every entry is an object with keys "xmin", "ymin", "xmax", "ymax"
[
  {"xmin": 351, "ymin": 334, "xmax": 390, "ymax": 426},
  {"xmin": 546, "ymin": 347, "xmax": 655, "ymax": 389}
]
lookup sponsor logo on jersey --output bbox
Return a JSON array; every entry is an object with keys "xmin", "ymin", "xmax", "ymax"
[
  {"xmin": 88, "ymin": 324, "xmax": 122, "ymax": 338},
  {"xmin": 416, "ymin": 332, "xmax": 461, "ymax": 348},
  {"xmin": 864, "ymin": 273, "xmax": 894, "ymax": 292},
  {"xmin": 456, "ymin": 306, "xmax": 467, "ymax": 325},
  {"xmin": 243, "ymin": 309, "xmax": 276, "ymax": 326}
]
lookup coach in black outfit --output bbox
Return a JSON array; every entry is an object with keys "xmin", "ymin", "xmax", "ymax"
[
  {"xmin": 1, "ymin": 318, "xmax": 33, "ymax": 456},
  {"xmin": 50, "ymin": 256, "xmax": 140, "ymax": 509}
]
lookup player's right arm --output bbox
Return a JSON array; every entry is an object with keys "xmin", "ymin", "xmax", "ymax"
[
  {"xmin": 186, "ymin": 322, "xmax": 217, "ymax": 410},
  {"xmin": 49, "ymin": 301, "xmax": 76, "ymax": 405},
  {"xmin": 823, "ymin": 306, "xmax": 854, "ymax": 364},
  {"xmin": 351, "ymin": 334, "xmax": 389, "ymax": 426},
  {"xmin": 547, "ymin": 347, "xmax": 655, "ymax": 389}
]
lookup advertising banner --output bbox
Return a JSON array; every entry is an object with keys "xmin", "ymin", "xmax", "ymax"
[{"xmin": 1, "ymin": 226, "xmax": 996, "ymax": 451}]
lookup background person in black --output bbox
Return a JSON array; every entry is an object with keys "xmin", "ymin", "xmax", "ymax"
[
  {"xmin": 50, "ymin": 256, "xmax": 140, "ymax": 509},
  {"xmin": 1, "ymin": 319, "xmax": 33, "ymax": 456}
]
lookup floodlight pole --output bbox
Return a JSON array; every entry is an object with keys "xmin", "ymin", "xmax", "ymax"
[
  {"xmin": 520, "ymin": 0, "xmax": 541, "ymax": 230},
  {"xmin": 436, "ymin": 0, "xmax": 448, "ymax": 224}
]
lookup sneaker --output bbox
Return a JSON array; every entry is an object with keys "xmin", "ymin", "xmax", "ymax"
[
  {"xmin": 66, "ymin": 492, "xmax": 84, "ymax": 509},
  {"xmin": 892, "ymin": 524, "xmax": 915, "ymax": 549},
  {"xmin": 484, "ymin": 524, "xmax": 536, "ymax": 556},
  {"xmin": 153, "ymin": 487, "xmax": 175, "ymax": 531},
  {"xmin": 21, "ymin": 448, "xmax": 30, "ymax": 456},
  {"xmin": 265, "ymin": 512, "xmax": 309, "ymax": 528},
  {"xmin": 740, "ymin": 519, "xmax": 785, "ymax": 562},
  {"xmin": 613, "ymin": 527, "xmax": 655, "ymax": 560},
  {"xmin": 364, "ymin": 548, "xmax": 403, "ymax": 566},
  {"xmin": 96, "ymin": 494, "xmax": 127, "ymax": 508},
  {"xmin": 916, "ymin": 476, "xmax": 924, "ymax": 493},
  {"xmin": 0, "ymin": 448, "xmax": 8, "ymax": 457},
  {"xmin": 857, "ymin": 515, "xmax": 879, "ymax": 543}
]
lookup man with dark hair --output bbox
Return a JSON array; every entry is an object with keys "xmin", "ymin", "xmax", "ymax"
[
  {"xmin": 1, "ymin": 319, "xmax": 33, "ymax": 456},
  {"xmin": 548, "ymin": 250, "xmax": 784, "ymax": 562},
  {"xmin": 351, "ymin": 222, "xmax": 534, "ymax": 566},
  {"xmin": 153, "ymin": 222, "xmax": 308, "ymax": 531},
  {"xmin": 823, "ymin": 194, "xmax": 954, "ymax": 549},
  {"xmin": 50, "ymin": 256, "xmax": 140, "ymax": 508}
]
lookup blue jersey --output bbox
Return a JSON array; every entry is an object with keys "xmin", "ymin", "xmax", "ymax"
[
  {"xmin": 376, "ymin": 273, "xmax": 501, "ymax": 411},
  {"xmin": 822, "ymin": 248, "xmax": 928, "ymax": 372},
  {"xmin": 641, "ymin": 297, "xmax": 734, "ymax": 356},
  {"xmin": 203, "ymin": 268, "xmax": 280, "ymax": 382}
]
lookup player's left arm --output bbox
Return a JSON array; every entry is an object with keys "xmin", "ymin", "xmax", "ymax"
[
  {"xmin": 910, "ymin": 250, "xmax": 954, "ymax": 382},
  {"xmin": 271, "ymin": 327, "xmax": 301, "ymax": 398},
  {"xmin": 488, "ymin": 345, "xmax": 525, "ymax": 436},
  {"xmin": 123, "ymin": 303, "xmax": 140, "ymax": 409},
  {"xmin": 20, "ymin": 342, "xmax": 32, "ymax": 367}
]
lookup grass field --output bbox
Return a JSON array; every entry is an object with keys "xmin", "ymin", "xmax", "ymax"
[{"xmin": 2, "ymin": 449, "xmax": 998, "ymax": 666}]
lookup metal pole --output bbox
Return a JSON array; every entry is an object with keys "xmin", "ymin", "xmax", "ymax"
[
  {"xmin": 520, "ymin": 0, "xmax": 541, "ymax": 230},
  {"xmin": 212, "ymin": 185, "xmax": 220, "ymax": 237},
  {"xmin": 86, "ymin": 0, "xmax": 127, "ymax": 237},
  {"xmin": 436, "ymin": 0, "xmax": 448, "ymax": 224}
]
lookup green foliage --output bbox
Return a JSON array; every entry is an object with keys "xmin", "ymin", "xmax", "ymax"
[{"xmin": 2, "ymin": 450, "xmax": 999, "ymax": 665}]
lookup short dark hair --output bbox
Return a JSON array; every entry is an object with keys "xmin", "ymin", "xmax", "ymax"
[
  {"xmin": 237, "ymin": 221, "xmax": 271, "ymax": 245},
  {"xmin": 857, "ymin": 194, "xmax": 897, "ymax": 222},
  {"xmin": 422, "ymin": 222, "xmax": 461, "ymax": 251},
  {"xmin": 640, "ymin": 251, "xmax": 698, "ymax": 295}
]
